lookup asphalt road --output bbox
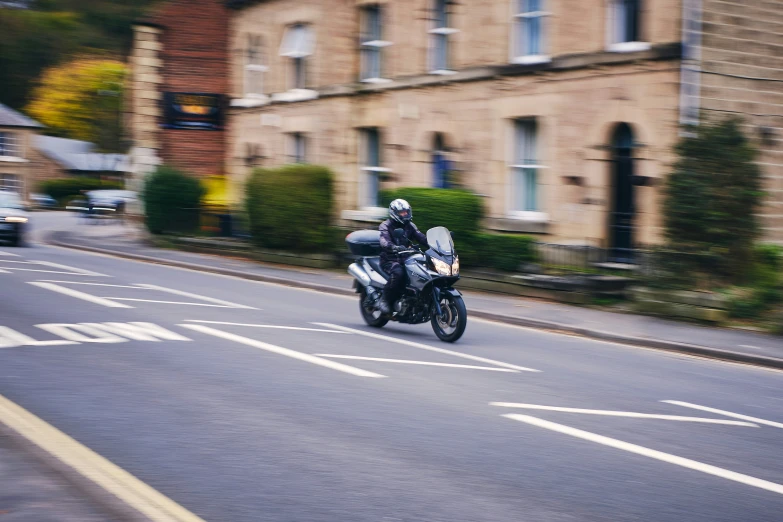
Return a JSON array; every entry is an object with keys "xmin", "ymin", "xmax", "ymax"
[{"xmin": 1, "ymin": 219, "xmax": 782, "ymax": 521}]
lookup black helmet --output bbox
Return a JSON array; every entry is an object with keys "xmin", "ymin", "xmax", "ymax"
[{"xmin": 389, "ymin": 198, "xmax": 412, "ymax": 225}]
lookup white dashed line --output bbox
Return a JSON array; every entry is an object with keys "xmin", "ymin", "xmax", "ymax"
[
  {"xmin": 28, "ymin": 282, "xmax": 133, "ymax": 308},
  {"xmin": 663, "ymin": 401, "xmax": 783, "ymax": 430},
  {"xmin": 503, "ymin": 413, "xmax": 783, "ymax": 496},
  {"xmin": 315, "ymin": 355, "xmax": 519, "ymax": 372},
  {"xmin": 489, "ymin": 403, "xmax": 757, "ymax": 426},
  {"xmin": 180, "ymin": 324, "xmax": 386, "ymax": 378},
  {"xmin": 135, "ymin": 284, "xmax": 257, "ymax": 309},
  {"xmin": 314, "ymin": 323, "xmax": 540, "ymax": 373},
  {"xmin": 183, "ymin": 320, "xmax": 350, "ymax": 334}
]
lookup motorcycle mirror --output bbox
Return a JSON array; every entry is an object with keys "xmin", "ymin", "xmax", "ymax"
[{"xmin": 450, "ymin": 231, "xmax": 455, "ymax": 239}]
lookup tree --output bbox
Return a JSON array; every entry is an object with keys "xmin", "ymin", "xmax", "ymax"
[
  {"xmin": 26, "ymin": 58, "xmax": 126, "ymax": 151},
  {"xmin": 663, "ymin": 118, "xmax": 764, "ymax": 283}
]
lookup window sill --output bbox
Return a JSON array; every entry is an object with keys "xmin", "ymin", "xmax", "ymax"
[
  {"xmin": 360, "ymin": 78, "xmax": 393, "ymax": 84},
  {"xmin": 510, "ymin": 55, "xmax": 552, "ymax": 66},
  {"xmin": 271, "ymin": 89, "xmax": 319, "ymax": 103},
  {"xmin": 485, "ymin": 215, "xmax": 550, "ymax": 234},
  {"xmin": 342, "ymin": 208, "xmax": 387, "ymax": 223},
  {"xmin": 607, "ymin": 41, "xmax": 652, "ymax": 53},
  {"xmin": 230, "ymin": 95, "xmax": 270, "ymax": 108},
  {"xmin": 429, "ymin": 69, "xmax": 457, "ymax": 76},
  {"xmin": 0, "ymin": 156, "xmax": 28, "ymax": 163}
]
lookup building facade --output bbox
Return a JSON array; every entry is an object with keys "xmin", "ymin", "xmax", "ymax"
[
  {"xmin": 0, "ymin": 103, "xmax": 44, "ymax": 201},
  {"xmin": 127, "ymin": 0, "xmax": 231, "ymax": 196},
  {"xmin": 126, "ymin": 1, "xmax": 782, "ymax": 250}
]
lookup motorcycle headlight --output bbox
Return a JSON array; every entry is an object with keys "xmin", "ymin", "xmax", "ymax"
[
  {"xmin": 431, "ymin": 257, "xmax": 452, "ymax": 276},
  {"xmin": 452, "ymin": 256, "xmax": 459, "ymax": 276}
]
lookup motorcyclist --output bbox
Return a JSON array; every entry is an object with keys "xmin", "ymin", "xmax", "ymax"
[{"xmin": 378, "ymin": 199, "xmax": 428, "ymax": 315}]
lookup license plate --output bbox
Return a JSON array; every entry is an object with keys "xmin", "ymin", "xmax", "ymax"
[{"xmin": 0, "ymin": 224, "xmax": 13, "ymax": 230}]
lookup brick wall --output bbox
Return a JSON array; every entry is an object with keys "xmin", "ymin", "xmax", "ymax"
[
  {"xmin": 149, "ymin": 0, "xmax": 230, "ymax": 178},
  {"xmin": 700, "ymin": 0, "xmax": 783, "ymax": 244}
]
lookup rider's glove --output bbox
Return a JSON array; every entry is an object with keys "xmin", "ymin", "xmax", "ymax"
[{"xmin": 391, "ymin": 245, "xmax": 406, "ymax": 253}]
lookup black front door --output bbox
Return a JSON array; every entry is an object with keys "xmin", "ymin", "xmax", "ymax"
[{"xmin": 609, "ymin": 124, "xmax": 636, "ymax": 263}]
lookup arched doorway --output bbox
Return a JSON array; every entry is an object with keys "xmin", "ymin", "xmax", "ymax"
[
  {"xmin": 432, "ymin": 133, "xmax": 451, "ymax": 189},
  {"xmin": 609, "ymin": 123, "xmax": 636, "ymax": 263}
]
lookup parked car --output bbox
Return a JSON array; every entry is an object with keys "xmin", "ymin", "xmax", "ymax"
[
  {"xmin": 30, "ymin": 193, "xmax": 58, "ymax": 209},
  {"xmin": 0, "ymin": 191, "xmax": 29, "ymax": 246}
]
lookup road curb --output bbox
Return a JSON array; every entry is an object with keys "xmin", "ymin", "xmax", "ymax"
[
  {"xmin": 0, "ymin": 413, "xmax": 161, "ymax": 522},
  {"xmin": 49, "ymin": 237, "xmax": 783, "ymax": 371}
]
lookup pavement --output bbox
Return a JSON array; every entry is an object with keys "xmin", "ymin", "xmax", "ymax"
[
  {"xmin": 0, "ymin": 211, "xmax": 780, "ymax": 522},
  {"xmin": 42, "ymin": 212, "xmax": 783, "ymax": 369}
]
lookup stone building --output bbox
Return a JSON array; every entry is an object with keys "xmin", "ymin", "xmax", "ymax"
[
  {"xmin": 126, "ymin": 0, "xmax": 782, "ymax": 253},
  {"xmin": 0, "ymin": 103, "xmax": 44, "ymax": 201},
  {"xmin": 127, "ymin": 0, "xmax": 231, "ymax": 196}
]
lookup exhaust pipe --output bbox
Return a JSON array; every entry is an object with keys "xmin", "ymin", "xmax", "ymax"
[{"xmin": 348, "ymin": 263, "xmax": 372, "ymax": 287}]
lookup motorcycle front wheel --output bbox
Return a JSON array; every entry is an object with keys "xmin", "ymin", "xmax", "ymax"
[
  {"xmin": 359, "ymin": 288, "xmax": 389, "ymax": 328},
  {"xmin": 431, "ymin": 294, "xmax": 467, "ymax": 343}
]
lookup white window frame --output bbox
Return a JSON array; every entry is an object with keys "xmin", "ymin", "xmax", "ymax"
[
  {"xmin": 359, "ymin": 127, "xmax": 390, "ymax": 209},
  {"xmin": 0, "ymin": 173, "xmax": 23, "ymax": 194},
  {"xmin": 428, "ymin": 0, "xmax": 458, "ymax": 74},
  {"xmin": 288, "ymin": 132, "xmax": 308, "ymax": 164},
  {"xmin": 607, "ymin": 0, "xmax": 650, "ymax": 53},
  {"xmin": 360, "ymin": 5, "xmax": 393, "ymax": 82},
  {"xmin": 509, "ymin": 119, "xmax": 547, "ymax": 219},
  {"xmin": 511, "ymin": 0, "xmax": 552, "ymax": 65},
  {"xmin": 0, "ymin": 132, "xmax": 23, "ymax": 159},
  {"xmin": 244, "ymin": 35, "xmax": 268, "ymax": 98},
  {"xmin": 280, "ymin": 24, "xmax": 314, "ymax": 90}
]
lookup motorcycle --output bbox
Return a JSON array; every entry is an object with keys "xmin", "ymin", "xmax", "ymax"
[{"xmin": 346, "ymin": 226, "xmax": 467, "ymax": 343}]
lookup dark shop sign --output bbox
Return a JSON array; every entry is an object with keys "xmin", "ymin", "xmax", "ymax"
[{"xmin": 162, "ymin": 92, "xmax": 225, "ymax": 130}]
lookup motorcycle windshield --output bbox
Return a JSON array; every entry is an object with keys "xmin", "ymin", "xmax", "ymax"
[{"xmin": 426, "ymin": 227, "xmax": 454, "ymax": 256}]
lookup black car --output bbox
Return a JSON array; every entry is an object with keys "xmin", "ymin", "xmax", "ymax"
[{"xmin": 0, "ymin": 191, "xmax": 29, "ymax": 246}]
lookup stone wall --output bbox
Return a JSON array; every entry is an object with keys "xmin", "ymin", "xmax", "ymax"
[{"xmin": 699, "ymin": 0, "xmax": 783, "ymax": 244}]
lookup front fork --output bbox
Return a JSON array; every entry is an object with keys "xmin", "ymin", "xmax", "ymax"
[{"xmin": 432, "ymin": 286, "xmax": 443, "ymax": 317}]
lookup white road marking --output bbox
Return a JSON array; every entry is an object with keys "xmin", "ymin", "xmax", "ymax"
[
  {"xmin": 183, "ymin": 320, "xmax": 350, "ymax": 334},
  {"xmin": 489, "ymin": 403, "xmax": 757, "ymax": 426},
  {"xmin": 0, "ymin": 327, "xmax": 78, "ymax": 348},
  {"xmin": 315, "ymin": 355, "xmax": 519, "ymax": 372},
  {"xmin": 34, "ymin": 261, "xmax": 108, "ymax": 277},
  {"xmin": 81, "ymin": 323, "xmax": 191, "ymax": 342},
  {"xmin": 28, "ymin": 282, "xmax": 133, "ymax": 308},
  {"xmin": 314, "ymin": 323, "xmax": 541, "ymax": 373},
  {"xmin": 0, "ymin": 394, "xmax": 207, "ymax": 522},
  {"xmin": 36, "ymin": 280, "xmax": 141, "ymax": 288},
  {"xmin": 663, "ymin": 401, "xmax": 783, "ymax": 430},
  {"xmin": 36, "ymin": 324, "xmax": 127, "ymax": 344},
  {"xmin": 106, "ymin": 298, "xmax": 241, "ymax": 308},
  {"xmin": 0, "ymin": 268, "xmax": 9, "ymax": 273},
  {"xmin": 136, "ymin": 284, "xmax": 256, "ymax": 309},
  {"xmin": 180, "ymin": 324, "xmax": 386, "ymax": 378},
  {"xmin": 739, "ymin": 345, "xmax": 764, "ymax": 350},
  {"xmin": 503, "ymin": 413, "xmax": 783, "ymax": 496},
  {"xmin": 0, "ymin": 250, "xmax": 20, "ymax": 256}
]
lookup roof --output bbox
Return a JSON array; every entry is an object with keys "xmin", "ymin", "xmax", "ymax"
[
  {"xmin": 0, "ymin": 103, "xmax": 43, "ymax": 129},
  {"xmin": 35, "ymin": 135, "xmax": 128, "ymax": 172}
]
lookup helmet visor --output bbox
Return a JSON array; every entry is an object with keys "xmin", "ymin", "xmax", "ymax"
[{"xmin": 396, "ymin": 209, "xmax": 411, "ymax": 220}]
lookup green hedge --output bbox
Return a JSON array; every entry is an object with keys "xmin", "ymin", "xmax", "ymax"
[
  {"xmin": 245, "ymin": 164, "xmax": 334, "ymax": 252},
  {"xmin": 479, "ymin": 233, "xmax": 538, "ymax": 272},
  {"xmin": 379, "ymin": 188, "xmax": 484, "ymax": 240},
  {"xmin": 39, "ymin": 177, "xmax": 123, "ymax": 206},
  {"xmin": 143, "ymin": 166, "xmax": 205, "ymax": 235}
]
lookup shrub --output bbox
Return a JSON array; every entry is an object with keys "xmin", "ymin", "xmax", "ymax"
[
  {"xmin": 39, "ymin": 177, "xmax": 122, "ymax": 206},
  {"xmin": 478, "ymin": 233, "xmax": 538, "ymax": 272},
  {"xmin": 245, "ymin": 164, "xmax": 334, "ymax": 252},
  {"xmin": 142, "ymin": 166, "xmax": 205, "ymax": 235},
  {"xmin": 663, "ymin": 118, "xmax": 764, "ymax": 284},
  {"xmin": 379, "ymin": 188, "xmax": 484, "ymax": 241}
]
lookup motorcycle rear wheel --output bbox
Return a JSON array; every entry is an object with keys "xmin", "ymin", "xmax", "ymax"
[
  {"xmin": 360, "ymin": 289, "xmax": 389, "ymax": 328},
  {"xmin": 431, "ymin": 294, "xmax": 467, "ymax": 342}
]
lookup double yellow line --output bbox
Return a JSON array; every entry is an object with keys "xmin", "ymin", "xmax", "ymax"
[{"xmin": 0, "ymin": 394, "xmax": 206, "ymax": 522}]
